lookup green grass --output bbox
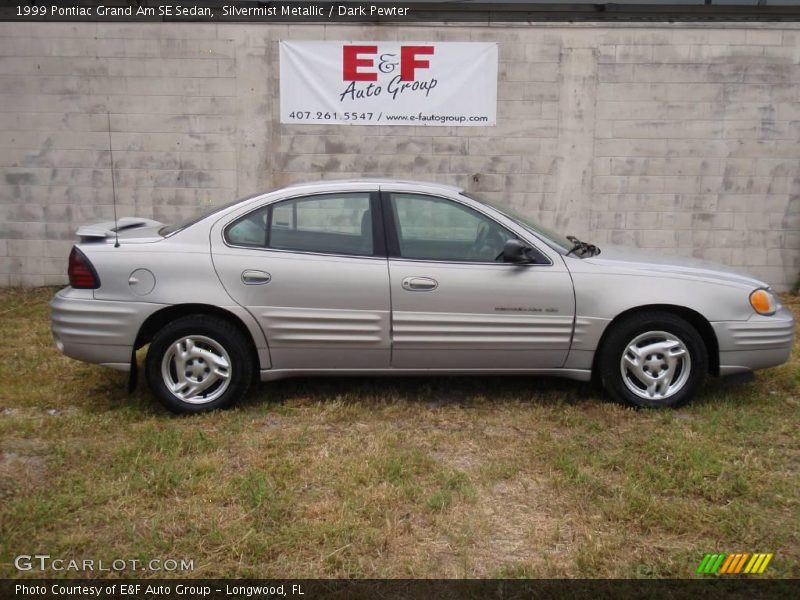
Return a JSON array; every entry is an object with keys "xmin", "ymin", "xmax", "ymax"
[{"xmin": 0, "ymin": 287, "xmax": 798, "ymax": 578}]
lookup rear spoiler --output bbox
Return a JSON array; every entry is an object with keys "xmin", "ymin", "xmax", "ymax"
[{"xmin": 76, "ymin": 217, "xmax": 163, "ymax": 241}]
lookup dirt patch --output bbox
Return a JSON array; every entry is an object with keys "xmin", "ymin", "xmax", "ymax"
[
  {"xmin": 431, "ymin": 449, "xmax": 482, "ymax": 472},
  {"xmin": 0, "ymin": 450, "xmax": 47, "ymax": 498},
  {"xmin": 470, "ymin": 478, "xmax": 577, "ymax": 576}
]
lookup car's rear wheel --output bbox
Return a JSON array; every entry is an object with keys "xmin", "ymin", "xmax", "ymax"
[
  {"xmin": 598, "ymin": 311, "xmax": 707, "ymax": 408},
  {"xmin": 145, "ymin": 315, "xmax": 253, "ymax": 414}
]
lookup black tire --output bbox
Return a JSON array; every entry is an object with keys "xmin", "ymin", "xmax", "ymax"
[
  {"xmin": 598, "ymin": 311, "xmax": 707, "ymax": 409},
  {"xmin": 145, "ymin": 314, "xmax": 253, "ymax": 414}
]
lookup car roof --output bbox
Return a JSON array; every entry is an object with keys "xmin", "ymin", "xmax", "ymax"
[{"xmin": 280, "ymin": 178, "xmax": 464, "ymax": 194}]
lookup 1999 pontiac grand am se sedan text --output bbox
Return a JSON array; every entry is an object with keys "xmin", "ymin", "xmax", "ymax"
[{"xmin": 51, "ymin": 179, "xmax": 794, "ymax": 413}]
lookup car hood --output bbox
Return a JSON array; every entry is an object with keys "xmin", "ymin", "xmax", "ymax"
[{"xmin": 579, "ymin": 245, "xmax": 767, "ymax": 289}]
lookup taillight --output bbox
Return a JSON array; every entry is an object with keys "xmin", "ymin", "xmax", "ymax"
[{"xmin": 68, "ymin": 247, "xmax": 100, "ymax": 289}]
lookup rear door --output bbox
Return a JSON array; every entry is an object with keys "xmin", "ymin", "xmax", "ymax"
[
  {"xmin": 211, "ymin": 188, "xmax": 391, "ymax": 370},
  {"xmin": 383, "ymin": 190, "xmax": 575, "ymax": 370}
]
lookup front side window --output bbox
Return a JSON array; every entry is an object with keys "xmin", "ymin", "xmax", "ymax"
[
  {"xmin": 463, "ymin": 191, "xmax": 572, "ymax": 254},
  {"xmin": 225, "ymin": 193, "xmax": 373, "ymax": 256},
  {"xmin": 389, "ymin": 193, "xmax": 515, "ymax": 262}
]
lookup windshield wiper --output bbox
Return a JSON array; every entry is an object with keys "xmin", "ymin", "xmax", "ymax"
[{"xmin": 566, "ymin": 235, "xmax": 601, "ymax": 257}]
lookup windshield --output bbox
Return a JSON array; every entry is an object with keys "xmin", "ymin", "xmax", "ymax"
[
  {"xmin": 159, "ymin": 192, "xmax": 266, "ymax": 236},
  {"xmin": 463, "ymin": 192, "xmax": 573, "ymax": 253}
]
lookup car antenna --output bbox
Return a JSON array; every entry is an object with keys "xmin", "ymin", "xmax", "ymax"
[{"xmin": 106, "ymin": 111, "xmax": 120, "ymax": 248}]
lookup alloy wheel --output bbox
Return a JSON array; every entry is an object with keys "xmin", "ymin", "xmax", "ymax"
[
  {"xmin": 619, "ymin": 330, "xmax": 691, "ymax": 401},
  {"xmin": 160, "ymin": 335, "xmax": 232, "ymax": 404}
]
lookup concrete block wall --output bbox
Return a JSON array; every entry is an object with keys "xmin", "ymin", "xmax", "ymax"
[{"xmin": 0, "ymin": 22, "xmax": 797, "ymax": 289}]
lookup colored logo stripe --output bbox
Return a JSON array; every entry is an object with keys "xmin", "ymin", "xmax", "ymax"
[
  {"xmin": 697, "ymin": 553, "xmax": 727, "ymax": 574},
  {"xmin": 744, "ymin": 553, "xmax": 774, "ymax": 574},
  {"xmin": 696, "ymin": 554, "xmax": 713, "ymax": 573},
  {"xmin": 698, "ymin": 553, "xmax": 773, "ymax": 574},
  {"xmin": 720, "ymin": 553, "xmax": 749, "ymax": 574},
  {"xmin": 719, "ymin": 554, "xmax": 736, "ymax": 573}
]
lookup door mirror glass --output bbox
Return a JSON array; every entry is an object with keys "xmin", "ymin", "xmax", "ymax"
[{"xmin": 502, "ymin": 239, "xmax": 535, "ymax": 263}]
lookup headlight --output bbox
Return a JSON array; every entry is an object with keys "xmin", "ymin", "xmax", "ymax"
[{"xmin": 749, "ymin": 288, "xmax": 778, "ymax": 316}]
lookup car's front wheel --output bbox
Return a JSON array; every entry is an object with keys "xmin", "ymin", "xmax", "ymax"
[
  {"xmin": 598, "ymin": 311, "xmax": 707, "ymax": 408},
  {"xmin": 145, "ymin": 315, "xmax": 253, "ymax": 414}
]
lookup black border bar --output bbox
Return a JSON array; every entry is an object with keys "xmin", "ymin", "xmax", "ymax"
[
  {"xmin": 2, "ymin": 1, "xmax": 800, "ymax": 22},
  {"xmin": 3, "ymin": 579, "xmax": 800, "ymax": 600}
]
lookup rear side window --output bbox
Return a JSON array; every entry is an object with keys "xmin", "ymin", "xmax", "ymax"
[
  {"xmin": 225, "ymin": 206, "xmax": 269, "ymax": 247},
  {"xmin": 225, "ymin": 193, "xmax": 374, "ymax": 256}
]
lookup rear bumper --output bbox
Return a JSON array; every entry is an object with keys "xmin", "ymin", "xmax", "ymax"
[
  {"xmin": 712, "ymin": 305, "xmax": 795, "ymax": 376},
  {"xmin": 50, "ymin": 287, "xmax": 164, "ymax": 371}
]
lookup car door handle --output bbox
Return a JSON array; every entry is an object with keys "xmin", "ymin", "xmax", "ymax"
[
  {"xmin": 401, "ymin": 277, "xmax": 438, "ymax": 291},
  {"xmin": 241, "ymin": 270, "xmax": 271, "ymax": 285}
]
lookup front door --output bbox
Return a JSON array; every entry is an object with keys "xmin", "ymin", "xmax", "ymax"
[
  {"xmin": 212, "ymin": 190, "xmax": 391, "ymax": 370},
  {"xmin": 384, "ymin": 192, "xmax": 575, "ymax": 370}
]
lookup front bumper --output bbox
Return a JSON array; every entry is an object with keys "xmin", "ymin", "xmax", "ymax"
[
  {"xmin": 50, "ymin": 287, "xmax": 165, "ymax": 371},
  {"xmin": 712, "ymin": 305, "xmax": 795, "ymax": 376}
]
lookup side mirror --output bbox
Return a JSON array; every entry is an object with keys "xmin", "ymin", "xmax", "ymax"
[{"xmin": 502, "ymin": 239, "xmax": 535, "ymax": 263}]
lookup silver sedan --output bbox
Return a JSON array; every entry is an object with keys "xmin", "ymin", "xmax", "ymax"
[{"xmin": 51, "ymin": 179, "xmax": 794, "ymax": 413}]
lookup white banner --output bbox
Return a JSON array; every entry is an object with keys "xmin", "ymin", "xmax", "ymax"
[{"xmin": 279, "ymin": 41, "xmax": 497, "ymax": 126}]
